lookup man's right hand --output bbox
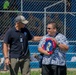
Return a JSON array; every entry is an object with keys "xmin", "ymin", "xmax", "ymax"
[
  {"xmin": 5, "ymin": 58, "xmax": 10, "ymax": 65},
  {"xmin": 44, "ymin": 50, "xmax": 50, "ymax": 56}
]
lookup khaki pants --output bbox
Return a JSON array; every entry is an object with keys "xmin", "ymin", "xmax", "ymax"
[{"xmin": 9, "ymin": 58, "xmax": 30, "ymax": 75}]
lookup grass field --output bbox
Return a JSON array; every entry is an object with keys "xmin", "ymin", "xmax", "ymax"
[{"xmin": 0, "ymin": 70, "xmax": 76, "ymax": 75}]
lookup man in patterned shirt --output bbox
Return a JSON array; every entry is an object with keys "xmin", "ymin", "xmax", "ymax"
[{"xmin": 38, "ymin": 21, "xmax": 69, "ymax": 75}]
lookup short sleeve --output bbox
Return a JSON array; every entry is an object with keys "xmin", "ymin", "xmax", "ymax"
[
  {"xmin": 38, "ymin": 36, "xmax": 46, "ymax": 48},
  {"xmin": 4, "ymin": 29, "xmax": 11, "ymax": 44},
  {"xmin": 55, "ymin": 34, "xmax": 69, "ymax": 46}
]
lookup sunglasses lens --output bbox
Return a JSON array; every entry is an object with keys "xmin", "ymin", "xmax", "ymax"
[{"xmin": 47, "ymin": 28, "xmax": 50, "ymax": 30}]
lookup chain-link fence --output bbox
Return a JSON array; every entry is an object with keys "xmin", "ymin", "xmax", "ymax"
[{"xmin": 0, "ymin": 0, "xmax": 76, "ymax": 74}]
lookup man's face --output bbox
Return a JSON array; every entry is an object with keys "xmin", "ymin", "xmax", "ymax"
[
  {"xmin": 47, "ymin": 24, "xmax": 56, "ymax": 35},
  {"xmin": 18, "ymin": 22, "xmax": 25, "ymax": 28}
]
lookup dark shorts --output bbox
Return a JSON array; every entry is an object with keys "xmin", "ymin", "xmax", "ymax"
[{"xmin": 42, "ymin": 64, "xmax": 67, "ymax": 75}]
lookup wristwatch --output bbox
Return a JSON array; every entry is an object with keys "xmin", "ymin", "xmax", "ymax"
[{"xmin": 5, "ymin": 57, "xmax": 9, "ymax": 60}]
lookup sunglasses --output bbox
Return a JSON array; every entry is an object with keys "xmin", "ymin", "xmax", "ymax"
[{"xmin": 47, "ymin": 28, "xmax": 51, "ymax": 30}]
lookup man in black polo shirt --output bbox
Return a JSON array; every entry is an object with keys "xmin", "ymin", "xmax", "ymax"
[{"xmin": 3, "ymin": 15, "xmax": 42, "ymax": 75}]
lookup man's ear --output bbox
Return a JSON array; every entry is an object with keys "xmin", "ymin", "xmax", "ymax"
[{"xmin": 54, "ymin": 28, "xmax": 56, "ymax": 32}]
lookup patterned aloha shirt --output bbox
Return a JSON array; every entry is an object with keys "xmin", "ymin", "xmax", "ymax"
[{"xmin": 38, "ymin": 33, "xmax": 69, "ymax": 66}]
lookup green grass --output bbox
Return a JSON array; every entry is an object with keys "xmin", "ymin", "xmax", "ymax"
[
  {"xmin": 67, "ymin": 71, "xmax": 76, "ymax": 75},
  {"xmin": 0, "ymin": 70, "xmax": 41, "ymax": 75},
  {"xmin": 0, "ymin": 70, "xmax": 76, "ymax": 75}
]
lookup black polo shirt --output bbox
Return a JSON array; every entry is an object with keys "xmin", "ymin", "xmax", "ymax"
[{"xmin": 4, "ymin": 26, "xmax": 33, "ymax": 58}]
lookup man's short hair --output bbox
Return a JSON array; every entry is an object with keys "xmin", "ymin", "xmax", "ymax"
[{"xmin": 48, "ymin": 21, "xmax": 58, "ymax": 29}]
